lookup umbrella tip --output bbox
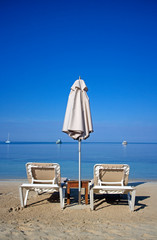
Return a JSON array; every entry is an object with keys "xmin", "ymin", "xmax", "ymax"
[{"xmin": 79, "ymin": 76, "xmax": 81, "ymax": 80}]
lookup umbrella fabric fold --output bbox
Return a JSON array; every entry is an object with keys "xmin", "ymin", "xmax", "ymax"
[{"xmin": 62, "ymin": 79, "xmax": 93, "ymax": 140}]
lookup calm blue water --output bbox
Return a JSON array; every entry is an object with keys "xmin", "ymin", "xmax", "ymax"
[{"xmin": 0, "ymin": 142, "xmax": 157, "ymax": 180}]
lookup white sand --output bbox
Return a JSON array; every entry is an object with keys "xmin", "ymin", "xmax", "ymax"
[{"xmin": 0, "ymin": 181, "xmax": 157, "ymax": 239}]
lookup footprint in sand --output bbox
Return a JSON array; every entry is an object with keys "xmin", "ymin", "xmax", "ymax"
[{"xmin": 8, "ymin": 206, "xmax": 22, "ymax": 212}]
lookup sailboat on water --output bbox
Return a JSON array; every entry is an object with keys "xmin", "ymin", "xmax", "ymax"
[
  {"xmin": 5, "ymin": 133, "xmax": 11, "ymax": 144},
  {"xmin": 56, "ymin": 139, "xmax": 62, "ymax": 144}
]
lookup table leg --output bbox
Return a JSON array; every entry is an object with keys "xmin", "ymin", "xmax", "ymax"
[
  {"xmin": 85, "ymin": 185, "xmax": 88, "ymax": 204},
  {"xmin": 67, "ymin": 184, "xmax": 70, "ymax": 205}
]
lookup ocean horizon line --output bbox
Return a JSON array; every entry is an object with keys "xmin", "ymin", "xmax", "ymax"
[{"xmin": 0, "ymin": 141, "xmax": 157, "ymax": 145}]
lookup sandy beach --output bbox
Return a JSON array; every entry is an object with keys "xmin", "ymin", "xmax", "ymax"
[{"xmin": 0, "ymin": 180, "xmax": 157, "ymax": 240}]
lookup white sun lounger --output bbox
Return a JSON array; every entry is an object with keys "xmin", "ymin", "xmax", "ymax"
[
  {"xmin": 19, "ymin": 163, "xmax": 65, "ymax": 209},
  {"xmin": 90, "ymin": 164, "xmax": 136, "ymax": 211}
]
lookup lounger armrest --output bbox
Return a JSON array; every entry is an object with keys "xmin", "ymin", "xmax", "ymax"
[
  {"xmin": 20, "ymin": 183, "xmax": 60, "ymax": 189},
  {"xmin": 93, "ymin": 185, "xmax": 135, "ymax": 191}
]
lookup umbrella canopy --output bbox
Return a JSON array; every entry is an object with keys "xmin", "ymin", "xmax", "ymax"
[
  {"xmin": 62, "ymin": 77, "xmax": 93, "ymax": 204},
  {"xmin": 62, "ymin": 78, "xmax": 93, "ymax": 139}
]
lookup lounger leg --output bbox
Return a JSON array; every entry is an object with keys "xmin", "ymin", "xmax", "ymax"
[
  {"xmin": 131, "ymin": 189, "xmax": 136, "ymax": 211},
  {"xmin": 59, "ymin": 187, "xmax": 63, "ymax": 209},
  {"xmin": 24, "ymin": 190, "xmax": 29, "ymax": 207},
  {"xmin": 19, "ymin": 186, "xmax": 24, "ymax": 208},
  {"xmin": 62, "ymin": 188, "xmax": 66, "ymax": 209},
  {"xmin": 90, "ymin": 188, "xmax": 94, "ymax": 210},
  {"xmin": 128, "ymin": 189, "xmax": 136, "ymax": 211}
]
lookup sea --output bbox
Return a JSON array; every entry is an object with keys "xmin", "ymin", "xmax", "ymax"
[{"xmin": 0, "ymin": 142, "xmax": 157, "ymax": 181}]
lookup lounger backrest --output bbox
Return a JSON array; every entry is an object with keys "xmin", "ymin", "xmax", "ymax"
[
  {"xmin": 26, "ymin": 163, "xmax": 61, "ymax": 185},
  {"xmin": 94, "ymin": 164, "xmax": 130, "ymax": 186}
]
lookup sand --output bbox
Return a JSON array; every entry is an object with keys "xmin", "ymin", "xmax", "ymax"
[{"xmin": 0, "ymin": 180, "xmax": 157, "ymax": 240}]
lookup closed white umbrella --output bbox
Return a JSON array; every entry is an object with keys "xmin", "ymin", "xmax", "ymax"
[{"xmin": 62, "ymin": 77, "xmax": 93, "ymax": 204}]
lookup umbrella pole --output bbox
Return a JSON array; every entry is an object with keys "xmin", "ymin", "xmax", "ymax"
[{"xmin": 78, "ymin": 139, "xmax": 81, "ymax": 204}]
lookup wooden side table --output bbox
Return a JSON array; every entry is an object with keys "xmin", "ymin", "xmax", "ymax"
[{"xmin": 67, "ymin": 180, "xmax": 89, "ymax": 205}]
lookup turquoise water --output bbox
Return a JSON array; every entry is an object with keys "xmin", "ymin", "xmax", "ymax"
[{"xmin": 0, "ymin": 142, "xmax": 157, "ymax": 180}]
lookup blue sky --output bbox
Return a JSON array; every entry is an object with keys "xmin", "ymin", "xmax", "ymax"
[{"xmin": 0, "ymin": 0, "xmax": 157, "ymax": 142}]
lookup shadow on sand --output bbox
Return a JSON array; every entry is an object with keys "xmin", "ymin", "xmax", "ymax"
[
  {"xmin": 93, "ymin": 181, "xmax": 150, "ymax": 211},
  {"xmin": 24, "ymin": 192, "xmax": 60, "ymax": 208}
]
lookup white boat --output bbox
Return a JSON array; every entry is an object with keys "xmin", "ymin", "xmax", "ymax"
[
  {"xmin": 5, "ymin": 133, "xmax": 11, "ymax": 144},
  {"xmin": 56, "ymin": 139, "xmax": 62, "ymax": 144},
  {"xmin": 122, "ymin": 141, "xmax": 127, "ymax": 145}
]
